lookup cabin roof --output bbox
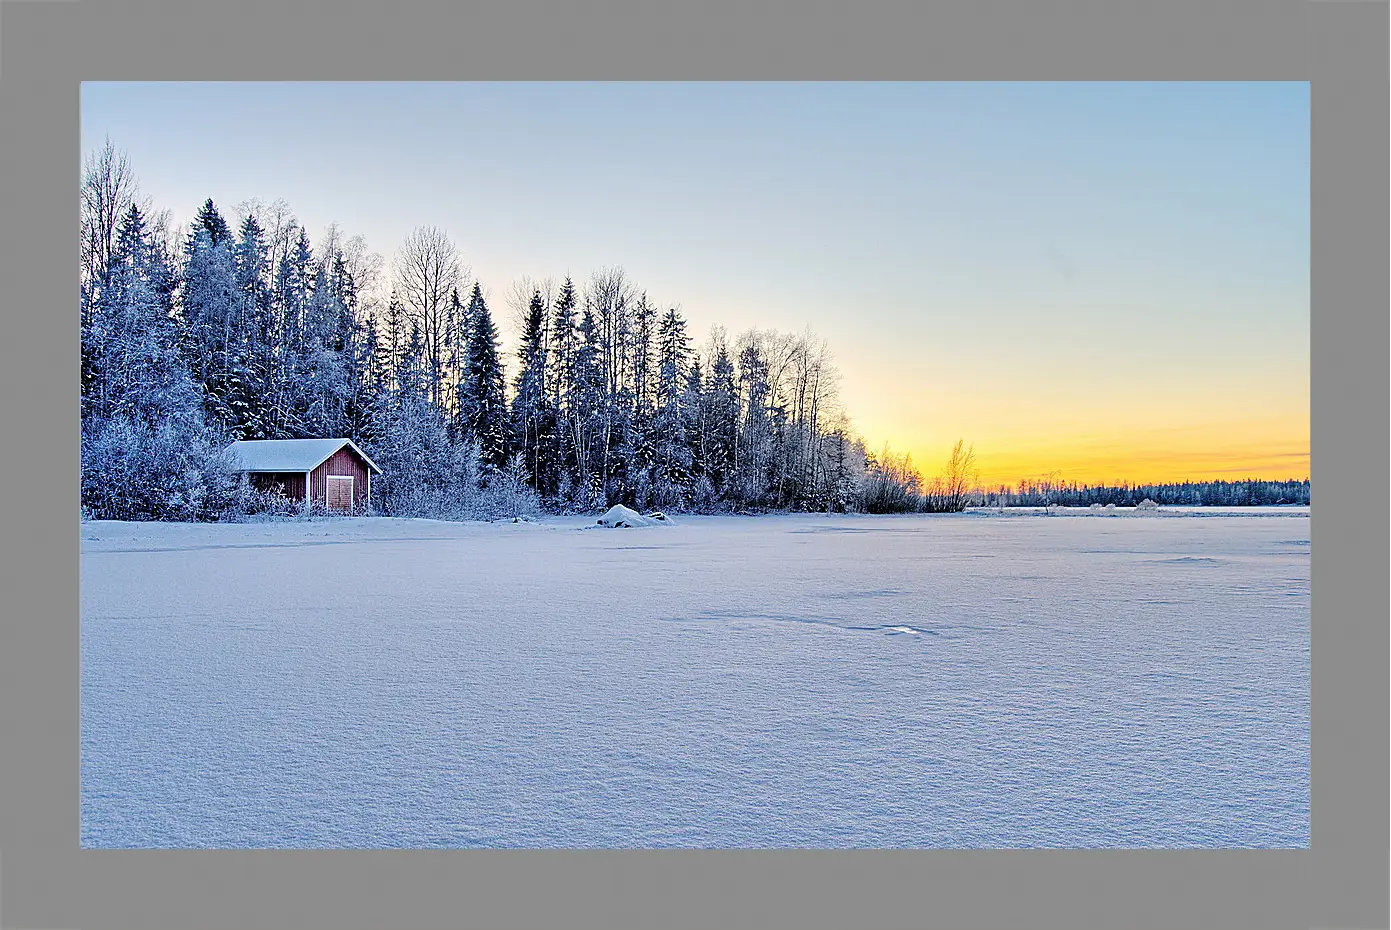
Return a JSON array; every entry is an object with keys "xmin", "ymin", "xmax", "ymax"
[{"xmin": 224, "ymin": 438, "xmax": 382, "ymax": 475}]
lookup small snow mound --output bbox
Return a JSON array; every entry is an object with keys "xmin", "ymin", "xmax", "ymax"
[
  {"xmin": 645, "ymin": 511, "xmax": 675, "ymax": 524},
  {"xmin": 597, "ymin": 505, "xmax": 656, "ymax": 528}
]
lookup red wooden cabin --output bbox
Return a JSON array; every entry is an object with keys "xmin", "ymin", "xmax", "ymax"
[{"xmin": 225, "ymin": 438, "xmax": 382, "ymax": 513}]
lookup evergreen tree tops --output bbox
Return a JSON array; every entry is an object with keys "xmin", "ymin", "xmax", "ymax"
[
  {"xmin": 513, "ymin": 287, "xmax": 548, "ymax": 402},
  {"xmin": 455, "ymin": 282, "xmax": 508, "ymax": 468},
  {"xmin": 189, "ymin": 197, "xmax": 232, "ymax": 252}
]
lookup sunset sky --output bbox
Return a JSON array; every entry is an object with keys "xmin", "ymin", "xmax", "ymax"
[{"xmin": 80, "ymin": 82, "xmax": 1309, "ymax": 487}]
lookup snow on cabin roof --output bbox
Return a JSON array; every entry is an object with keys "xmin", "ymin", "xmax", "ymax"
[{"xmin": 225, "ymin": 438, "xmax": 382, "ymax": 475}]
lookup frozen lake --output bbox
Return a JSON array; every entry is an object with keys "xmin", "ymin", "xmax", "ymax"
[{"xmin": 80, "ymin": 508, "xmax": 1310, "ymax": 848}]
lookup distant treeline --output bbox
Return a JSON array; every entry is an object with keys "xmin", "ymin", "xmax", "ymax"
[{"xmin": 979, "ymin": 478, "xmax": 1310, "ymax": 508}]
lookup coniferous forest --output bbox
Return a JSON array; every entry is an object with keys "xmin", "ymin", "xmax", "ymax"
[
  {"xmin": 79, "ymin": 142, "xmax": 1310, "ymax": 522},
  {"xmin": 80, "ymin": 142, "xmax": 878, "ymax": 521}
]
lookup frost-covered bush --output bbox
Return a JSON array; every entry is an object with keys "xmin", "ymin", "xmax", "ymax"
[
  {"xmin": 363, "ymin": 421, "xmax": 542, "ymax": 522},
  {"xmin": 473, "ymin": 455, "xmax": 543, "ymax": 521},
  {"xmin": 1135, "ymin": 498, "xmax": 1159, "ymax": 512},
  {"xmin": 81, "ymin": 415, "xmax": 239, "ymax": 522},
  {"xmin": 218, "ymin": 482, "xmax": 302, "ymax": 521},
  {"xmin": 684, "ymin": 475, "xmax": 720, "ymax": 514},
  {"xmin": 645, "ymin": 473, "xmax": 687, "ymax": 513},
  {"xmin": 553, "ymin": 472, "xmax": 606, "ymax": 515},
  {"xmin": 857, "ymin": 448, "xmax": 923, "ymax": 514},
  {"xmin": 859, "ymin": 472, "xmax": 919, "ymax": 513},
  {"xmin": 362, "ymin": 398, "xmax": 478, "ymax": 519}
]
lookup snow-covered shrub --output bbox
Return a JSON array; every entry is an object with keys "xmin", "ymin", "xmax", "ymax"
[
  {"xmin": 646, "ymin": 474, "xmax": 687, "ymax": 513},
  {"xmin": 550, "ymin": 470, "xmax": 606, "ymax": 515},
  {"xmin": 473, "ymin": 455, "xmax": 543, "ymax": 521},
  {"xmin": 858, "ymin": 471, "xmax": 918, "ymax": 513},
  {"xmin": 685, "ymin": 475, "xmax": 719, "ymax": 514},
  {"xmin": 81, "ymin": 415, "xmax": 239, "ymax": 522},
  {"xmin": 362, "ymin": 404, "xmax": 481, "ymax": 519},
  {"xmin": 219, "ymin": 482, "xmax": 301, "ymax": 521},
  {"xmin": 363, "ymin": 419, "xmax": 543, "ymax": 522},
  {"xmin": 1135, "ymin": 498, "xmax": 1159, "ymax": 512},
  {"xmin": 858, "ymin": 448, "xmax": 923, "ymax": 513}
]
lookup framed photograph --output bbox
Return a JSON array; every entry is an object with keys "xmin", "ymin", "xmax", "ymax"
[{"xmin": 79, "ymin": 81, "xmax": 1310, "ymax": 853}]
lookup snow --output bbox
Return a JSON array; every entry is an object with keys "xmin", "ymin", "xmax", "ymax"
[
  {"xmin": 596, "ymin": 504, "xmax": 667, "ymax": 527},
  {"xmin": 81, "ymin": 510, "xmax": 1309, "ymax": 849}
]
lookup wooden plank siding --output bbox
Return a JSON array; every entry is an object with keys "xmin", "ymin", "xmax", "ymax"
[
  {"xmin": 250, "ymin": 472, "xmax": 307, "ymax": 500},
  {"xmin": 309, "ymin": 447, "xmax": 371, "ymax": 512}
]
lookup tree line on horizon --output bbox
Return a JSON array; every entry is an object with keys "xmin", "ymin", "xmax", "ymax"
[
  {"xmin": 78, "ymin": 141, "xmax": 1309, "ymax": 523},
  {"xmin": 982, "ymin": 477, "xmax": 1310, "ymax": 508}
]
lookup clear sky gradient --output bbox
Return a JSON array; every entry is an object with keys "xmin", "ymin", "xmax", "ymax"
[{"xmin": 81, "ymin": 82, "xmax": 1310, "ymax": 487}]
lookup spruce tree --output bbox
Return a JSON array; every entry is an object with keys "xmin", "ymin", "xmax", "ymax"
[
  {"xmin": 651, "ymin": 308, "xmax": 693, "ymax": 507},
  {"xmin": 511, "ymin": 287, "xmax": 556, "ymax": 494},
  {"xmin": 627, "ymin": 295, "xmax": 658, "ymax": 503},
  {"xmin": 735, "ymin": 342, "xmax": 772, "ymax": 506},
  {"xmin": 456, "ymin": 283, "xmax": 509, "ymax": 468},
  {"xmin": 231, "ymin": 214, "xmax": 273, "ymax": 437},
  {"xmin": 181, "ymin": 222, "xmax": 239, "ymax": 431},
  {"xmin": 191, "ymin": 197, "xmax": 232, "ymax": 250},
  {"xmin": 684, "ymin": 354, "xmax": 708, "ymax": 478},
  {"xmin": 568, "ymin": 305, "xmax": 605, "ymax": 503},
  {"xmin": 82, "ymin": 203, "xmax": 229, "ymax": 521},
  {"xmin": 706, "ymin": 340, "xmax": 739, "ymax": 495},
  {"xmin": 382, "ymin": 291, "xmax": 407, "ymax": 391},
  {"xmin": 299, "ymin": 260, "xmax": 352, "ymax": 437},
  {"xmin": 445, "ymin": 286, "xmax": 468, "ymax": 426},
  {"xmin": 548, "ymin": 276, "xmax": 579, "ymax": 488}
]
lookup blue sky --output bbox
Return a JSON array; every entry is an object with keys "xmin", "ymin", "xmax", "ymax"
[{"xmin": 81, "ymin": 82, "xmax": 1310, "ymax": 484}]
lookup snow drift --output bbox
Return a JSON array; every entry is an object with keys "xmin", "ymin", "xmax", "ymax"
[{"xmin": 596, "ymin": 505, "xmax": 673, "ymax": 528}]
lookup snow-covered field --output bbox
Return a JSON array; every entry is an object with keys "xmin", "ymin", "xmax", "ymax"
[{"xmin": 80, "ymin": 508, "xmax": 1310, "ymax": 848}]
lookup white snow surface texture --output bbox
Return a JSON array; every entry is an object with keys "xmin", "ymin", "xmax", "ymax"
[{"xmin": 81, "ymin": 509, "xmax": 1310, "ymax": 848}]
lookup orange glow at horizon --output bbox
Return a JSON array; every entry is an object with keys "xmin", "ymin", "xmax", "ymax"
[
  {"xmin": 894, "ymin": 427, "xmax": 1310, "ymax": 490},
  {"xmin": 835, "ymin": 326, "xmax": 1309, "ymax": 491},
  {"xmin": 934, "ymin": 446, "xmax": 1311, "ymax": 489}
]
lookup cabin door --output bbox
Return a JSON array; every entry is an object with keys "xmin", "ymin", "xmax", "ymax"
[{"xmin": 326, "ymin": 475, "xmax": 354, "ymax": 513}]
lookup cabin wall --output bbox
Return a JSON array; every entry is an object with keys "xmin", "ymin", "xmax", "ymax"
[
  {"xmin": 309, "ymin": 447, "xmax": 371, "ymax": 511},
  {"xmin": 249, "ymin": 472, "xmax": 307, "ymax": 500}
]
